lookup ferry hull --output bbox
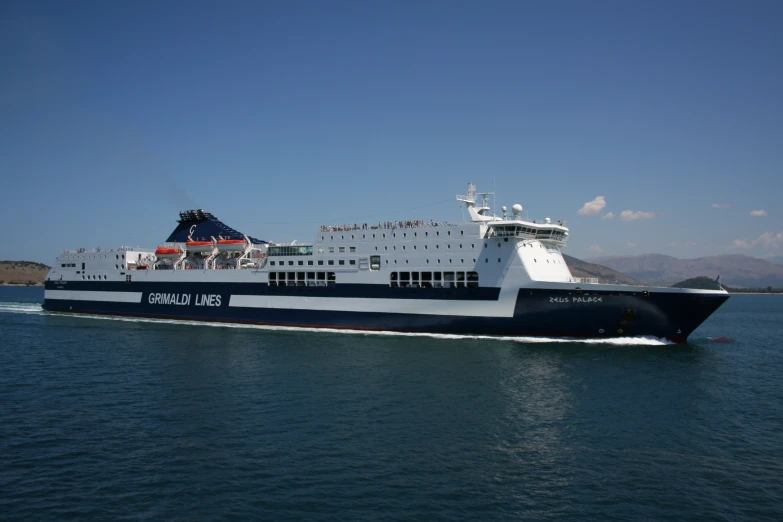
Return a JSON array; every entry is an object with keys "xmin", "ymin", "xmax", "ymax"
[{"xmin": 42, "ymin": 281, "xmax": 729, "ymax": 343}]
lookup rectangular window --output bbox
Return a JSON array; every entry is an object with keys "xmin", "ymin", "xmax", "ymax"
[
  {"xmin": 328, "ymin": 247, "xmax": 335, "ymax": 253},
  {"xmin": 349, "ymin": 246, "xmax": 356, "ymax": 253},
  {"xmin": 338, "ymin": 260, "xmax": 345, "ymax": 265},
  {"xmin": 308, "ymin": 261, "xmax": 313, "ymax": 265},
  {"xmin": 370, "ymin": 255, "xmax": 380, "ymax": 271},
  {"xmin": 318, "ymin": 260, "xmax": 324, "ymax": 266},
  {"xmin": 298, "ymin": 260, "xmax": 304, "ymax": 266},
  {"xmin": 328, "ymin": 260, "xmax": 334, "ymax": 265},
  {"xmin": 339, "ymin": 246, "xmax": 346, "ymax": 253},
  {"xmin": 349, "ymin": 260, "xmax": 356, "ymax": 265}
]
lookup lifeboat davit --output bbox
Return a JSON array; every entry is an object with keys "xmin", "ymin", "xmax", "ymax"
[
  {"xmin": 217, "ymin": 238, "xmax": 248, "ymax": 252},
  {"xmin": 155, "ymin": 246, "xmax": 184, "ymax": 259},
  {"xmin": 186, "ymin": 240, "xmax": 214, "ymax": 253}
]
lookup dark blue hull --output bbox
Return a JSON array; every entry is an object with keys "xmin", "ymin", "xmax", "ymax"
[{"xmin": 43, "ymin": 281, "xmax": 729, "ymax": 343}]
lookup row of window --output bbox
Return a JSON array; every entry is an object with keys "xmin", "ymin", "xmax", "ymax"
[
  {"xmin": 269, "ymin": 259, "xmax": 357, "ymax": 267},
  {"xmin": 390, "ymin": 271, "xmax": 480, "ymax": 288},
  {"xmin": 61, "ymin": 263, "xmax": 76, "ymax": 268},
  {"xmin": 373, "ymin": 243, "xmax": 477, "ymax": 252},
  {"xmin": 268, "ymin": 271, "xmax": 337, "ymax": 286},
  {"xmin": 323, "ymin": 246, "xmax": 357, "ymax": 253},
  {"xmin": 267, "ymin": 245, "xmax": 313, "ymax": 256}
]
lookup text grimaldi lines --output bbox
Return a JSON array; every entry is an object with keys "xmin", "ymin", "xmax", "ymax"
[{"xmin": 147, "ymin": 293, "xmax": 222, "ymax": 306}]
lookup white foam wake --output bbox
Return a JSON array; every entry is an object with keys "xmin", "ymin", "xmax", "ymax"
[{"xmin": 0, "ymin": 302, "xmax": 44, "ymax": 314}]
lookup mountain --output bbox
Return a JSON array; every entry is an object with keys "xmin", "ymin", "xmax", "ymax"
[
  {"xmin": 563, "ymin": 255, "xmax": 642, "ymax": 285},
  {"xmin": 0, "ymin": 260, "xmax": 50, "ymax": 285},
  {"xmin": 671, "ymin": 276, "xmax": 730, "ymax": 291},
  {"xmin": 587, "ymin": 254, "xmax": 783, "ymax": 288},
  {"xmin": 767, "ymin": 256, "xmax": 783, "ymax": 266}
]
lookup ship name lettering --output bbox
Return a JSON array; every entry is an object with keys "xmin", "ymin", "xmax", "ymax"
[{"xmin": 550, "ymin": 296, "xmax": 603, "ymax": 303}]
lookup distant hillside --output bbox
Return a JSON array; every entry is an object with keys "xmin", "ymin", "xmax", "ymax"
[
  {"xmin": 671, "ymin": 276, "xmax": 729, "ymax": 291},
  {"xmin": 0, "ymin": 260, "xmax": 50, "ymax": 286},
  {"xmin": 588, "ymin": 254, "xmax": 783, "ymax": 288},
  {"xmin": 563, "ymin": 255, "xmax": 642, "ymax": 285},
  {"xmin": 767, "ymin": 256, "xmax": 783, "ymax": 266}
]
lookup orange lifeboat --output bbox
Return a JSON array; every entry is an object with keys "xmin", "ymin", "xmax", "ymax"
[
  {"xmin": 155, "ymin": 246, "xmax": 184, "ymax": 259},
  {"xmin": 217, "ymin": 238, "xmax": 248, "ymax": 252},
  {"xmin": 185, "ymin": 240, "xmax": 214, "ymax": 253}
]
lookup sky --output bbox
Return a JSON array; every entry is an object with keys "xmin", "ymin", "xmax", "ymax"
[{"xmin": 1, "ymin": 0, "xmax": 782, "ymax": 263}]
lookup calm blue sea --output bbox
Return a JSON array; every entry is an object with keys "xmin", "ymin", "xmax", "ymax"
[{"xmin": 1, "ymin": 287, "xmax": 781, "ymax": 521}]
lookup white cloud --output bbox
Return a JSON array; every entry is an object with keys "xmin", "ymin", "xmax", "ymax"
[
  {"xmin": 685, "ymin": 241, "xmax": 697, "ymax": 247},
  {"xmin": 627, "ymin": 242, "xmax": 637, "ymax": 247},
  {"xmin": 588, "ymin": 245, "xmax": 603, "ymax": 253},
  {"xmin": 667, "ymin": 241, "xmax": 678, "ymax": 247},
  {"xmin": 601, "ymin": 212, "xmax": 615, "ymax": 220},
  {"xmin": 712, "ymin": 203, "xmax": 730, "ymax": 208},
  {"xmin": 620, "ymin": 210, "xmax": 655, "ymax": 221},
  {"xmin": 750, "ymin": 210, "xmax": 767, "ymax": 217},
  {"xmin": 578, "ymin": 196, "xmax": 606, "ymax": 216},
  {"xmin": 732, "ymin": 232, "xmax": 783, "ymax": 250},
  {"xmin": 757, "ymin": 232, "xmax": 783, "ymax": 248}
]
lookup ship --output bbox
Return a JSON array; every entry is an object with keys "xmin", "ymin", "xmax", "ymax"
[{"xmin": 43, "ymin": 184, "xmax": 729, "ymax": 342}]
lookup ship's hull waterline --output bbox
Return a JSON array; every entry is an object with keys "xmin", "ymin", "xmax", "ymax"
[{"xmin": 43, "ymin": 280, "xmax": 729, "ymax": 343}]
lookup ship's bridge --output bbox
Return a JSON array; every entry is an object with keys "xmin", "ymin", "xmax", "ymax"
[
  {"xmin": 488, "ymin": 220, "xmax": 569, "ymax": 246},
  {"xmin": 457, "ymin": 183, "xmax": 569, "ymax": 247}
]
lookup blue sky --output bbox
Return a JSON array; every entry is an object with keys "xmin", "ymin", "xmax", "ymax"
[{"xmin": 2, "ymin": 0, "xmax": 781, "ymax": 263}]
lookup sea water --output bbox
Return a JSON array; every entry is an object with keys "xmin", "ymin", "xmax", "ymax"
[{"xmin": 1, "ymin": 287, "xmax": 781, "ymax": 520}]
